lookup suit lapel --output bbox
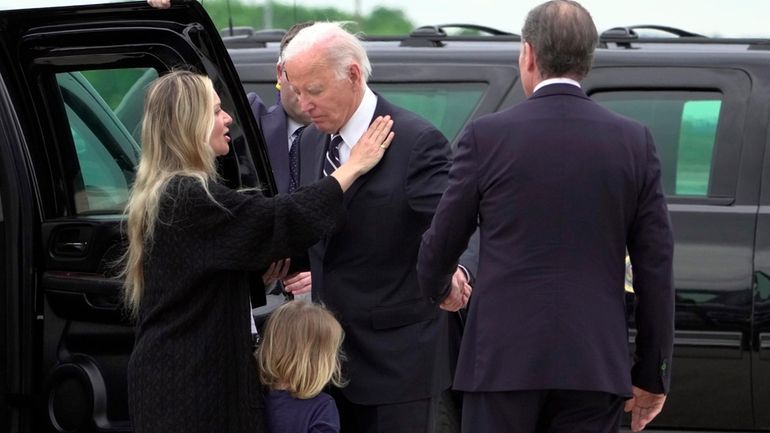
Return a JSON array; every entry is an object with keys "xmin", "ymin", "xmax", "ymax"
[
  {"xmin": 298, "ymin": 125, "xmax": 327, "ymax": 187},
  {"xmin": 340, "ymin": 95, "xmax": 390, "ymax": 207},
  {"xmin": 297, "ymin": 95, "xmax": 390, "ymax": 207},
  {"xmin": 295, "ymin": 127, "xmax": 335, "ymax": 251}
]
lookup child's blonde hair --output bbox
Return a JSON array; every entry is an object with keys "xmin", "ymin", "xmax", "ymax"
[{"xmin": 256, "ymin": 301, "xmax": 346, "ymax": 399}]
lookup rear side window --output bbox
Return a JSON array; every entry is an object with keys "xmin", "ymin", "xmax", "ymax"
[
  {"xmin": 593, "ymin": 91, "xmax": 722, "ymax": 197},
  {"xmin": 244, "ymin": 82, "xmax": 486, "ymax": 142},
  {"xmin": 56, "ymin": 68, "xmax": 157, "ymax": 215},
  {"xmin": 374, "ymin": 83, "xmax": 486, "ymax": 142}
]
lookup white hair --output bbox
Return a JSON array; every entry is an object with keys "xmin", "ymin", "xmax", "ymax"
[{"xmin": 281, "ymin": 22, "xmax": 372, "ymax": 84}]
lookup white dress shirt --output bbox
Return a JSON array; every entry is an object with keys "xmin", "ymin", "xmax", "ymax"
[
  {"xmin": 336, "ymin": 86, "xmax": 377, "ymax": 164},
  {"xmin": 286, "ymin": 118, "xmax": 304, "ymax": 151},
  {"xmin": 533, "ymin": 77, "xmax": 581, "ymax": 93}
]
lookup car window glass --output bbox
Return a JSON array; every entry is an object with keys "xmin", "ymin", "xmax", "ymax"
[
  {"xmin": 56, "ymin": 68, "xmax": 156, "ymax": 215},
  {"xmin": 593, "ymin": 91, "xmax": 722, "ymax": 197},
  {"xmin": 244, "ymin": 82, "xmax": 486, "ymax": 142},
  {"xmin": 373, "ymin": 83, "xmax": 486, "ymax": 142}
]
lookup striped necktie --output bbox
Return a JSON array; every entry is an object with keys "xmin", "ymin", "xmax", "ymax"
[{"xmin": 323, "ymin": 134, "xmax": 343, "ymax": 177}]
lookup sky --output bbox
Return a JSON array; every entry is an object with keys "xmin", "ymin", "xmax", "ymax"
[
  {"xmin": 2, "ymin": 0, "xmax": 768, "ymax": 38},
  {"xmin": 286, "ymin": 0, "xmax": 770, "ymax": 38}
]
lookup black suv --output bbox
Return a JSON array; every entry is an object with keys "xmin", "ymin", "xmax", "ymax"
[
  {"xmin": 1, "ymin": 2, "xmax": 768, "ymax": 433},
  {"xmin": 230, "ymin": 26, "xmax": 770, "ymax": 431}
]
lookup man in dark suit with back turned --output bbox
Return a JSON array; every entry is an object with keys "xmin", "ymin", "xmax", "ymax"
[
  {"xmin": 282, "ymin": 22, "xmax": 473, "ymax": 433},
  {"xmin": 417, "ymin": 1, "xmax": 674, "ymax": 433}
]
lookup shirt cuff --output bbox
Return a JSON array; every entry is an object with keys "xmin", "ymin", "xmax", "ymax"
[{"xmin": 457, "ymin": 264, "xmax": 470, "ymax": 283}]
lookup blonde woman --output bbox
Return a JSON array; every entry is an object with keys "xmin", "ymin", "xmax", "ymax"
[
  {"xmin": 257, "ymin": 301, "xmax": 346, "ymax": 433},
  {"xmin": 124, "ymin": 70, "xmax": 392, "ymax": 433}
]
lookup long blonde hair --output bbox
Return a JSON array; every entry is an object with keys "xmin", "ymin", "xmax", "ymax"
[
  {"xmin": 122, "ymin": 70, "xmax": 219, "ymax": 318},
  {"xmin": 257, "ymin": 301, "xmax": 347, "ymax": 399}
]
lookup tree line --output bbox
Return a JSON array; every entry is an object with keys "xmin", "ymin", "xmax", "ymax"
[{"xmin": 200, "ymin": 0, "xmax": 415, "ymax": 35}]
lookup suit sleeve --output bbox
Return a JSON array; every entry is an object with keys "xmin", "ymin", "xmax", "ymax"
[
  {"xmin": 247, "ymin": 92, "xmax": 268, "ymax": 119},
  {"xmin": 405, "ymin": 126, "xmax": 451, "ymax": 215},
  {"xmin": 627, "ymin": 127, "xmax": 675, "ymax": 394},
  {"xmin": 458, "ymin": 227, "xmax": 480, "ymax": 284},
  {"xmin": 417, "ymin": 122, "xmax": 481, "ymax": 303}
]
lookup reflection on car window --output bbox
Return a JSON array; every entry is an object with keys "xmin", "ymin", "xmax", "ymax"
[
  {"xmin": 373, "ymin": 83, "xmax": 486, "ymax": 142},
  {"xmin": 66, "ymin": 104, "xmax": 129, "ymax": 213},
  {"xmin": 593, "ymin": 91, "xmax": 722, "ymax": 197},
  {"xmin": 56, "ymin": 68, "xmax": 157, "ymax": 214}
]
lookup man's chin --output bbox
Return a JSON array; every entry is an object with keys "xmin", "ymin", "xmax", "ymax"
[{"xmin": 312, "ymin": 120, "xmax": 335, "ymax": 134}]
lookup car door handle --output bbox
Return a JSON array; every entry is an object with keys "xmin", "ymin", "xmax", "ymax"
[
  {"xmin": 760, "ymin": 334, "xmax": 770, "ymax": 360},
  {"xmin": 56, "ymin": 241, "xmax": 88, "ymax": 253},
  {"xmin": 50, "ymin": 225, "xmax": 93, "ymax": 258}
]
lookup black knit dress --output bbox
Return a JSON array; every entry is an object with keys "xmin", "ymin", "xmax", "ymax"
[{"xmin": 127, "ymin": 175, "xmax": 344, "ymax": 433}]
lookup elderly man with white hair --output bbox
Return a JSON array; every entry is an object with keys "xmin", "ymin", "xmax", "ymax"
[{"xmin": 282, "ymin": 22, "xmax": 474, "ymax": 433}]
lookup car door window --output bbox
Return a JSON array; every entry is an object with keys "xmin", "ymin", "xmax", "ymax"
[
  {"xmin": 56, "ymin": 68, "xmax": 155, "ymax": 215},
  {"xmin": 593, "ymin": 91, "xmax": 722, "ymax": 197}
]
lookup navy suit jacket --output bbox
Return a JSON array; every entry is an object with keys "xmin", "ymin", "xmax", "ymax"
[
  {"xmin": 298, "ymin": 95, "xmax": 454, "ymax": 405},
  {"xmin": 248, "ymin": 92, "xmax": 293, "ymax": 194},
  {"xmin": 417, "ymin": 84, "xmax": 675, "ymax": 397}
]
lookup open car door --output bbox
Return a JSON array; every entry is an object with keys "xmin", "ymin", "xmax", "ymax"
[{"xmin": 0, "ymin": 2, "xmax": 274, "ymax": 432}]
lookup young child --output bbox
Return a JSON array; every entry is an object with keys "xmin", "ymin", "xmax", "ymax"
[{"xmin": 256, "ymin": 301, "xmax": 346, "ymax": 433}]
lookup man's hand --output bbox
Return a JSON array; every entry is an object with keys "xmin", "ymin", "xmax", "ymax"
[
  {"xmin": 624, "ymin": 386, "xmax": 666, "ymax": 432},
  {"xmin": 440, "ymin": 268, "xmax": 472, "ymax": 312},
  {"xmin": 147, "ymin": 0, "xmax": 171, "ymax": 9},
  {"xmin": 283, "ymin": 271, "xmax": 312, "ymax": 296},
  {"xmin": 261, "ymin": 259, "xmax": 290, "ymax": 286}
]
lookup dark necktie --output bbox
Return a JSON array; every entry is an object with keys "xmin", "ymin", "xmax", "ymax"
[
  {"xmin": 323, "ymin": 134, "xmax": 343, "ymax": 177},
  {"xmin": 287, "ymin": 126, "xmax": 305, "ymax": 193}
]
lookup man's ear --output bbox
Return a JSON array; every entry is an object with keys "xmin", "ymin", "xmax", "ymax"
[
  {"xmin": 523, "ymin": 41, "xmax": 537, "ymax": 73},
  {"xmin": 348, "ymin": 63, "xmax": 362, "ymax": 87},
  {"xmin": 275, "ymin": 63, "xmax": 283, "ymax": 83}
]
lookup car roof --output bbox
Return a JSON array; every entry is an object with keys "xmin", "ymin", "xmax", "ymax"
[
  {"xmin": 224, "ymin": 22, "xmax": 770, "ymax": 56},
  {"xmin": 0, "ymin": 0, "xmax": 121, "ymax": 11},
  {"xmin": 227, "ymin": 27, "xmax": 770, "ymax": 75}
]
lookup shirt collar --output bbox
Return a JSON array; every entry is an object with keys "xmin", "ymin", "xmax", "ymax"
[
  {"xmin": 286, "ymin": 118, "xmax": 304, "ymax": 150},
  {"xmin": 338, "ymin": 85, "xmax": 377, "ymax": 150},
  {"xmin": 533, "ymin": 77, "xmax": 581, "ymax": 94}
]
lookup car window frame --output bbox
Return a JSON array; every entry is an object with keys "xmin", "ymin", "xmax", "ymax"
[
  {"xmin": 11, "ymin": 26, "xmax": 270, "ymax": 219},
  {"xmin": 583, "ymin": 66, "xmax": 751, "ymax": 206}
]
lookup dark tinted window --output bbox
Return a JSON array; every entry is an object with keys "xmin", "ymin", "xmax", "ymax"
[
  {"xmin": 375, "ymin": 83, "xmax": 486, "ymax": 141},
  {"xmin": 245, "ymin": 82, "xmax": 486, "ymax": 142},
  {"xmin": 593, "ymin": 91, "xmax": 722, "ymax": 197}
]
